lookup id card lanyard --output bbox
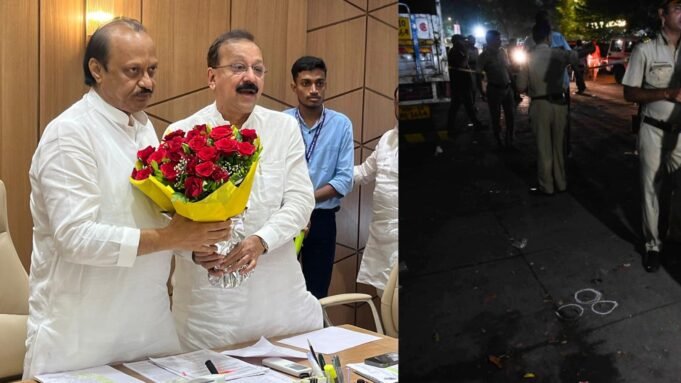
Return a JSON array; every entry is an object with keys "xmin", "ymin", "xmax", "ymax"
[{"xmin": 296, "ymin": 106, "xmax": 326, "ymax": 163}]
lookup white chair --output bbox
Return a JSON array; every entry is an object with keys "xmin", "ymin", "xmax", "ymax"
[
  {"xmin": 0, "ymin": 180, "xmax": 29, "ymax": 380},
  {"xmin": 319, "ymin": 263, "xmax": 399, "ymax": 337}
]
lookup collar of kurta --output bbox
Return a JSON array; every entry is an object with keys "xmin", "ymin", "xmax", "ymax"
[
  {"xmin": 86, "ymin": 88, "xmax": 149, "ymax": 128},
  {"xmin": 210, "ymin": 102, "xmax": 260, "ymax": 128}
]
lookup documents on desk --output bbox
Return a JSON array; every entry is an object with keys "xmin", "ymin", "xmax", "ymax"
[
  {"xmin": 35, "ymin": 365, "xmax": 145, "ymax": 383},
  {"xmin": 148, "ymin": 349, "xmax": 268, "ymax": 380},
  {"xmin": 278, "ymin": 326, "xmax": 381, "ymax": 354},
  {"xmin": 222, "ymin": 336, "xmax": 307, "ymax": 359}
]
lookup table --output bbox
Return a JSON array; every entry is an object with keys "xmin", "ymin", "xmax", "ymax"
[{"xmin": 113, "ymin": 324, "xmax": 397, "ymax": 382}]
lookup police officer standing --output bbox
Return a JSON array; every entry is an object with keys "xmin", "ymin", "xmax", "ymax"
[
  {"xmin": 623, "ymin": 0, "xmax": 681, "ymax": 272},
  {"xmin": 516, "ymin": 21, "xmax": 578, "ymax": 196},
  {"xmin": 478, "ymin": 30, "xmax": 516, "ymax": 148},
  {"xmin": 447, "ymin": 34, "xmax": 485, "ymax": 138}
]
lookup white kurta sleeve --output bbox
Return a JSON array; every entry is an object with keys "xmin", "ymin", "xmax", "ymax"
[
  {"xmin": 354, "ymin": 149, "xmax": 378, "ymax": 185},
  {"xmin": 35, "ymin": 120, "xmax": 140, "ymax": 267},
  {"xmin": 253, "ymin": 118, "xmax": 315, "ymax": 251}
]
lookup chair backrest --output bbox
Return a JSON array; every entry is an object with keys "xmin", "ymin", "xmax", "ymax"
[
  {"xmin": 0, "ymin": 179, "xmax": 29, "ymax": 379},
  {"xmin": 380, "ymin": 263, "xmax": 399, "ymax": 338},
  {"xmin": 0, "ymin": 180, "xmax": 28, "ymax": 314}
]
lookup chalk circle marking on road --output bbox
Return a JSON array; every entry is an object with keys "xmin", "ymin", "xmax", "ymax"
[
  {"xmin": 555, "ymin": 303, "xmax": 584, "ymax": 321},
  {"xmin": 591, "ymin": 300, "xmax": 618, "ymax": 315},
  {"xmin": 574, "ymin": 288, "xmax": 603, "ymax": 305}
]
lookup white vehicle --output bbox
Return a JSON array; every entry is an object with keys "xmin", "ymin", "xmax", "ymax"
[
  {"xmin": 398, "ymin": 0, "xmax": 449, "ymax": 120},
  {"xmin": 603, "ymin": 36, "xmax": 639, "ymax": 84}
]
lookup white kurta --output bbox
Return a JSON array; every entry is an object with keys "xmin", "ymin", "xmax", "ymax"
[
  {"xmin": 354, "ymin": 127, "xmax": 399, "ymax": 291},
  {"xmin": 24, "ymin": 90, "xmax": 180, "ymax": 379},
  {"xmin": 166, "ymin": 104, "xmax": 323, "ymax": 350}
]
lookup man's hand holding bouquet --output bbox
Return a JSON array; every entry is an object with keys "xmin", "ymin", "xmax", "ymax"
[{"xmin": 130, "ymin": 123, "xmax": 262, "ymax": 288}]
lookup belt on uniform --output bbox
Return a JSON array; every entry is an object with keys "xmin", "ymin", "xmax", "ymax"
[
  {"xmin": 532, "ymin": 93, "xmax": 567, "ymax": 104},
  {"xmin": 643, "ymin": 116, "xmax": 681, "ymax": 133}
]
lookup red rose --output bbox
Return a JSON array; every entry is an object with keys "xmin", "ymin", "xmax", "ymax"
[
  {"xmin": 237, "ymin": 141, "xmax": 256, "ymax": 156},
  {"xmin": 210, "ymin": 125, "xmax": 233, "ymax": 140},
  {"xmin": 160, "ymin": 162, "xmax": 178, "ymax": 181},
  {"xmin": 240, "ymin": 128, "xmax": 257, "ymax": 142},
  {"xmin": 211, "ymin": 167, "xmax": 230, "ymax": 182},
  {"xmin": 197, "ymin": 146, "xmax": 217, "ymax": 162},
  {"xmin": 148, "ymin": 148, "xmax": 167, "ymax": 165},
  {"xmin": 195, "ymin": 161, "xmax": 216, "ymax": 178},
  {"xmin": 166, "ymin": 136, "xmax": 183, "ymax": 153},
  {"xmin": 185, "ymin": 157, "xmax": 198, "ymax": 176},
  {"xmin": 163, "ymin": 129, "xmax": 185, "ymax": 141},
  {"xmin": 131, "ymin": 167, "xmax": 152, "ymax": 180},
  {"xmin": 137, "ymin": 146, "xmax": 155, "ymax": 165},
  {"xmin": 187, "ymin": 124, "xmax": 208, "ymax": 140},
  {"xmin": 184, "ymin": 177, "xmax": 203, "ymax": 199},
  {"xmin": 215, "ymin": 138, "xmax": 239, "ymax": 154},
  {"xmin": 189, "ymin": 135, "xmax": 207, "ymax": 151}
]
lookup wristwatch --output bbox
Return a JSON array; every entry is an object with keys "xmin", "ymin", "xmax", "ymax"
[{"xmin": 256, "ymin": 235, "xmax": 269, "ymax": 253}]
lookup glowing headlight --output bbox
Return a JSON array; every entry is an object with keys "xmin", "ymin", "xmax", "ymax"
[{"xmin": 511, "ymin": 48, "xmax": 527, "ymax": 64}]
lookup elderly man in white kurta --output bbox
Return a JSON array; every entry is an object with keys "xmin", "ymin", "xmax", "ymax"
[
  {"xmin": 167, "ymin": 30, "xmax": 322, "ymax": 350},
  {"xmin": 24, "ymin": 19, "xmax": 231, "ymax": 378}
]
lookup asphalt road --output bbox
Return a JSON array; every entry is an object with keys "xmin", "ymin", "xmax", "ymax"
[{"xmin": 399, "ymin": 73, "xmax": 681, "ymax": 382}]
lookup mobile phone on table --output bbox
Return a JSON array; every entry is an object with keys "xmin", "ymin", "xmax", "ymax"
[
  {"xmin": 364, "ymin": 352, "xmax": 398, "ymax": 368},
  {"xmin": 262, "ymin": 357, "xmax": 312, "ymax": 378}
]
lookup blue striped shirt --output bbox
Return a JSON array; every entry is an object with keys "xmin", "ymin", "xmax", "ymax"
[{"xmin": 284, "ymin": 107, "xmax": 354, "ymax": 209}]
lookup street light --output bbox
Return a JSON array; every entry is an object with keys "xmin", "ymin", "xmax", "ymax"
[{"xmin": 473, "ymin": 25, "xmax": 486, "ymax": 39}]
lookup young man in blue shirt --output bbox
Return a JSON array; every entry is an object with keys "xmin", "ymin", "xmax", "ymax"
[{"xmin": 285, "ymin": 56, "xmax": 354, "ymax": 298}]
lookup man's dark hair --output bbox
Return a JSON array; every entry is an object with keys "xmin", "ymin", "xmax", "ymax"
[
  {"xmin": 290, "ymin": 56, "xmax": 327, "ymax": 81},
  {"xmin": 535, "ymin": 10, "xmax": 550, "ymax": 24},
  {"xmin": 83, "ymin": 17, "xmax": 146, "ymax": 86},
  {"xmin": 485, "ymin": 30, "xmax": 500, "ymax": 43},
  {"xmin": 206, "ymin": 29, "xmax": 256, "ymax": 68},
  {"xmin": 532, "ymin": 20, "xmax": 551, "ymax": 44}
]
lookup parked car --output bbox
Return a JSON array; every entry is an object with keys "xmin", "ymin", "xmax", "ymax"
[{"xmin": 603, "ymin": 36, "xmax": 639, "ymax": 84}]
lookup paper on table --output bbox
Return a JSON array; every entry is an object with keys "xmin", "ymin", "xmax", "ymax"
[
  {"xmin": 228, "ymin": 370, "xmax": 292, "ymax": 382},
  {"xmin": 277, "ymin": 326, "xmax": 381, "ymax": 354},
  {"xmin": 222, "ymin": 336, "xmax": 307, "ymax": 359},
  {"xmin": 347, "ymin": 363, "xmax": 399, "ymax": 383},
  {"xmin": 123, "ymin": 360, "xmax": 189, "ymax": 383},
  {"xmin": 149, "ymin": 349, "xmax": 268, "ymax": 380},
  {"xmin": 35, "ymin": 365, "xmax": 145, "ymax": 383}
]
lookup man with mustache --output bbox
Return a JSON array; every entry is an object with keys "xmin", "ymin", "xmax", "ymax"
[
  {"xmin": 23, "ymin": 18, "xmax": 231, "ymax": 378},
  {"xmin": 166, "ymin": 30, "xmax": 322, "ymax": 350},
  {"xmin": 284, "ymin": 56, "xmax": 354, "ymax": 299}
]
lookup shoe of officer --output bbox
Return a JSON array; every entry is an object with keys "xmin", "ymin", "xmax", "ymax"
[{"xmin": 642, "ymin": 250, "xmax": 661, "ymax": 273}]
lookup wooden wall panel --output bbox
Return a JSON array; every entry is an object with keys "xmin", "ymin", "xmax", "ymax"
[
  {"xmin": 142, "ymin": 0, "xmax": 230, "ymax": 104},
  {"xmin": 40, "ymin": 0, "xmax": 87, "ymax": 133},
  {"xmin": 1, "ymin": 0, "xmax": 39, "ymax": 270},
  {"xmin": 231, "ymin": 0, "xmax": 307, "ymax": 107},
  {"xmin": 365, "ymin": 17, "xmax": 397, "ymax": 98},
  {"xmin": 307, "ymin": 0, "xmax": 363, "ymax": 31},
  {"xmin": 307, "ymin": 17, "xmax": 366, "ymax": 99},
  {"xmin": 325, "ymin": 89, "xmax": 364, "ymax": 145}
]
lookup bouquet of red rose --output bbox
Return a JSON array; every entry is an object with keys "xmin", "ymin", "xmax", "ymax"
[
  {"xmin": 130, "ymin": 123, "xmax": 262, "ymax": 288},
  {"xmin": 130, "ymin": 123, "xmax": 260, "ymax": 221}
]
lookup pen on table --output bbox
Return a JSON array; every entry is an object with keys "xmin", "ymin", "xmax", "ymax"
[
  {"xmin": 205, "ymin": 359, "xmax": 219, "ymax": 375},
  {"xmin": 332, "ymin": 355, "xmax": 343, "ymax": 383},
  {"xmin": 318, "ymin": 353, "xmax": 326, "ymax": 370},
  {"xmin": 307, "ymin": 351, "xmax": 324, "ymax": 377},
  {"xmin": 307, "ymin": 338, "xmax": 317, "ymax": 357}
]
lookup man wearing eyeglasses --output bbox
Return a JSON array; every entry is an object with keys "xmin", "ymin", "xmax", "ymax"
[
  {"xmin": 623, "ymin": 0, "xmax": 681, "ymax": 272},
  {"xmin": 284, "ymin": 56, "xmax": 354, "ymax": 299},
  {"xmin": 165, "ymin": 30, "xmax": 322, "ymax": 350}
]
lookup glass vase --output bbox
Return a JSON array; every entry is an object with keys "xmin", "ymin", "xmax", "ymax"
[{"xmin": 207, "ymin": 213, "xmax": 253, "ymax": 288}]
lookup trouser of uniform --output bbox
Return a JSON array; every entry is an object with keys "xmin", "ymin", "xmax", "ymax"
[
  {"xmin": 529, "ymin": 100, "xmax": 567, "ymax": 194},
  {"xmin": 638, "ymin": 123, "xmax": 681, "ymax": 252},
  {"xmin": 299, "ymin": 208, "xmax": 338, "ymax": 299},
  {"xmin": 575, "ymin": 64, "xmax": 586, "ymax": 92},
  {"xmin": 487, "ymin": 85, "xmax": 515, "ymax": 146},
  {"xmin": 448, "ymin": 71, "xmax": 482, "ymax": 135}
]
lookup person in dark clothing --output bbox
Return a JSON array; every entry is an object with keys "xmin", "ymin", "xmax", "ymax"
[{"xmin": 447, "ymin": 34, "xmax": 485, "ymax": 137}]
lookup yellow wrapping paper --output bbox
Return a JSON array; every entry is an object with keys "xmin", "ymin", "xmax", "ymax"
[{"xmin": 130, "ymin": 159, "xmax": 259, "ymax": 222}]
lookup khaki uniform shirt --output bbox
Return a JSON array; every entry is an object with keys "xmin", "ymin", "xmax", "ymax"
[{"xmin": 516, "ymin": 43, "xmax": 578, "ymax": 98}]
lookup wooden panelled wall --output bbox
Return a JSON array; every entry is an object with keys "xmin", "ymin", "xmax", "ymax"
[{"xmin": 0, "ymin": 0, "xmax": 397, "ymax": 330}]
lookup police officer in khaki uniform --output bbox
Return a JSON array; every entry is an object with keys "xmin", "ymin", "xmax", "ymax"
[
  {"xmin": 623, "ymin": 0, "xmax": 681, "ymax": 272},
  {"xmin": 516, "ymin": 21, "xmax": 578, "ymax": 196},
  {"xmin": 478, "ymin": 30, "xmax": 516, "ymax": 148}
]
